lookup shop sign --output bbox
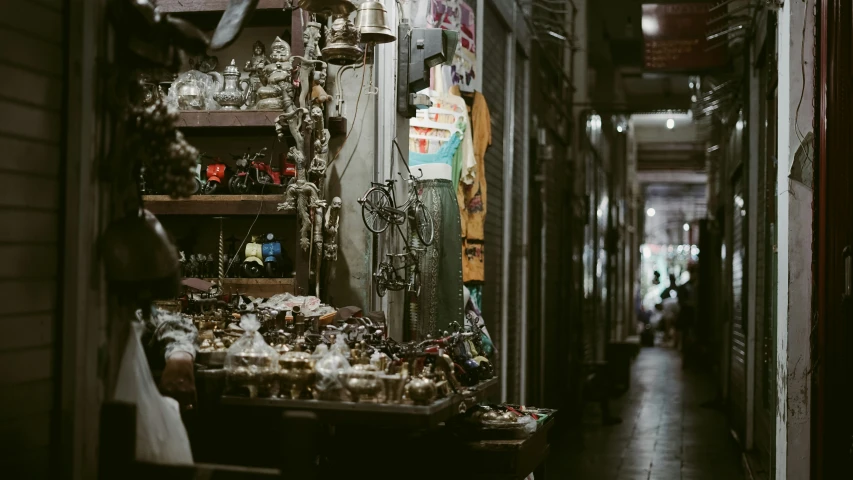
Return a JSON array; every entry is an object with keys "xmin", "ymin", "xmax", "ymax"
[{"xmin": 641, "ymin": 3, "xmax": 728, "ymax": 71}]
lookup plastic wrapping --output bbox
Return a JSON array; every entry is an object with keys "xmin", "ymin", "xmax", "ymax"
[
  {"xmin": 166, "ymin": 70, "xmax": 221, "ymax": 111},
  {"xmin": 224, "ymin": 315, "xmax": 280, "ymax": 398},
  {"xmin": 313, "ymin": 338, "xmax": 351, "ymax": 401}
]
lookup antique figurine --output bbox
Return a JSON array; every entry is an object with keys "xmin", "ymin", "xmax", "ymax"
[
  {"xmin": 322, "ymin": 14, "xmax": 363, "ymax": 65},
  {"xmin": 324, "ymin": 196, "xmax": 342, "ymax": 261},
  {"xmin": 303, "ymin": 21, "xmax": 323, "ymax": 60},
  {"xmin": 244, "ymin": 40, "xmax": 269, "ymax": 108},
  {"xmin": 255, "ymin": 36, "xmax": 293, "ymax": 110}
]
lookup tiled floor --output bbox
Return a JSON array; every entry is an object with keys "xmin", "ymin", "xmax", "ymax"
[{"xmin": 548, "ymin": 348, "xmax": 746, "ymax": 480}]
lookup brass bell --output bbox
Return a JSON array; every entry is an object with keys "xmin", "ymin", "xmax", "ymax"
[
  {"xmin": 354, "ymin": 1, "xmax": 396, "ymax": 44},
  {"xmin": 297, "ymin": 0, "xmax": 356, "ymax": 15},
  {"xmin": 322, "ymin": 14, "xmax": 364, "ymax": 65}
]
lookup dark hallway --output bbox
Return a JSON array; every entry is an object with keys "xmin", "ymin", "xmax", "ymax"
[{"xmin": 549, "ymin": 349, "xmax": 746, "ymax": 480}]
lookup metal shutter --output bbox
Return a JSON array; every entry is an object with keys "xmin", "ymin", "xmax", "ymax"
[
  {"xmin": 505, "ymin": 47, "xmax": 527, "ymax": 402},
  {"xmin": 481, "ymin": 3, "xmax": 507, "ymax": 368},
  {"xmin": 0, "ymin": 2, "xmax": 64, "ymax": 476},
  {"xmin": 730, "ymin": 174, "xmax": 747, "ymax": 442}
]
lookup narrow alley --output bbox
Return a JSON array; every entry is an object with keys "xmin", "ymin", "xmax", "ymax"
[
  {"xmin": 550, "ymin": 348, "xmax": 745, "ymax": 480},
  {"xmin": 2, "ymin": 0, "xmax": 852, "ymax": 478}
]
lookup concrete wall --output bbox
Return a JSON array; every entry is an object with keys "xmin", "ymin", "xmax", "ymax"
[{"xmin": 775, "ymin": 1, "xmax": 814, "ymax": 477}]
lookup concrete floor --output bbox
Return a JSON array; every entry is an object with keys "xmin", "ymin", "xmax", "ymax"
[{"xmin": 547, "ymin": 348, "xmax": 746, "ymax": 480}]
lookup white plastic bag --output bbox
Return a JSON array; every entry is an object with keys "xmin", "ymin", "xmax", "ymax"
[{"xmin": 114, "ymin": 325, "xmax": 194, "ymax": 465}]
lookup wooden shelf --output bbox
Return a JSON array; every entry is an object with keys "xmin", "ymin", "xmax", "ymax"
[
  {"xmin": 157, "ymin": 0, "xmax": 290, "ymax": 13},
  {"xmin": 176, "ymin": 110, "xmax": 281, "ymax": 129},
  {"xmin": 193, "ymin": 277, "xmax": 296, "ymax": 297},
  {"xmin": 143, "ymin": 195, "xmax": 291, "ymax": 215}
]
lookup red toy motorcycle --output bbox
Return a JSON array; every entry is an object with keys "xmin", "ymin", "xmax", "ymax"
[
  {"xmin": 229, "ymin": 147, "xmax": 296, "ymax": 194},
  {"xmin": 202, "ymin": 156, "xmax": 230, "ymax": 194}
]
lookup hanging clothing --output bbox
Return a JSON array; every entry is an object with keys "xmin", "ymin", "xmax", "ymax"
[
  {"xmin": 409, "ymin": 131, "xmax": 462, "ymax": 167},
  {"xmin": 413, "ymin": 179, "xmax": 464, "ymax": 338},
  {"xmin": 454, "ymin": 90, "xmax": 491, "ymax": 282}
]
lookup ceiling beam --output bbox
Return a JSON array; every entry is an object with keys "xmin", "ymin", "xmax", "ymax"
[{"xmin": 637, "ymin": 171, "xmax": 708, "ymax": 184}]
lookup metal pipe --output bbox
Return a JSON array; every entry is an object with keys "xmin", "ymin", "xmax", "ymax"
[{"xmin": 500, "ymin": 24, "xmax": 517, "ymax": 403}]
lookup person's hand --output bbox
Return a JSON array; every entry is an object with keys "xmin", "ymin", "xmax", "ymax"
[{"xmin": 159, "ymin": 352, "xmax": 197, "ymax": 411}]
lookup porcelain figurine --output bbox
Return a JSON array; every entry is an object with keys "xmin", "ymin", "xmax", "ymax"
[{"xmin": 213, "ymin": 59, "xmax": 249, "ymax": 110}]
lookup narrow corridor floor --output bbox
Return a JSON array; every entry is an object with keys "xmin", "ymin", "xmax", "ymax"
[{"xmin": 548, "ymin": 348, "xmax": 745, "ymax": 480}]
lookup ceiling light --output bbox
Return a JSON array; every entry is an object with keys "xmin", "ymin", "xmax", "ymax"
[
  {"xmin": 616, "ymin": 125, "xmax": 624, "ymax": 133},
  {"xmin": 683, "ymin": 223, "xmax": 690, "ymax": 231},
  {"xmin": 666, "ymin": 118, "xmax": 675, "ymax": 129},
  {"xmin": 689, "ymin": 81, "xmax": 695, "ymax": 88},
  {"xmin": 736, "ymin": 119, "xmax": 744, "ymax": 130},
  {"xmin": 691, "ymin": 95, "xmax": 697, "ymax": 102},
  {"xmin": 547, "ymin": 31, "xmax": 567, "ymax": 41},
  {"xmin": 646, "ymin": 207, "xmax": 656, "ymax": 217}
]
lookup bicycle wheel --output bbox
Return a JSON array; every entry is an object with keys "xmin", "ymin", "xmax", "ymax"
[
  {"xmin": 361, "ymin": 187, "xmax": 393, "ymax": 234},
  {"xmin": 374, "ymin": 262, "xmax": 392, "ymax": 297},
  {"xmin": 412, "ymin": 201, "xmax": 435, "ymax": 246}
]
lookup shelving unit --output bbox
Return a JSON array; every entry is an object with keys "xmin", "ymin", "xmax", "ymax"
[
  {"xmin": 143, "ymin": 194, "xmax": 290, "ymax": 215},
  {"xmin": 193, "ymin": 277, "xmax": 296, "ymax": 297},
  {"xmin": 156, "ymin": 0, "xmax": 290, "ymax": 13},
  {"xmin": 176, "ymin": 110, "xmax": 281, "ymax": 129}
]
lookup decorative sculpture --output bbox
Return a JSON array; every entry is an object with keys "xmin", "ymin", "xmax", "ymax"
[
  {"xmin": 324, "ymin": 196, "xmax": 342, "ymax": 261},
  {"xmin": 244, "ymin": 40, "xmax": 269, "ymax": 108}
]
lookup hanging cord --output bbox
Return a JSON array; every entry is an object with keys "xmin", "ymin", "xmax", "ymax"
[{"xmin": 330, "ymin": 48, "xmax": 369, "ymax": 163}]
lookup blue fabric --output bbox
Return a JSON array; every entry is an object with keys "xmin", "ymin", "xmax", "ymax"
[{"xmin": 409, "ymin": 133, "xmax": 462, "ymax": 167}]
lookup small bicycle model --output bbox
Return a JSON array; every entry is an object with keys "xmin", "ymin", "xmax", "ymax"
[
  {"xmin": 358, "ymin": 170, "xmax": 435, "ymax": 246},
  {"xmin": 373, "ymin": 245, "xmax": 425, "ymax": 297}
]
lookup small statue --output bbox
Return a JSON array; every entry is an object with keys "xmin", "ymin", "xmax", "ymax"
[
  {"xmin": 303, "ymin": 21, "xmax": 323, "ymax": 60},
  {"xmin": 256, "ymin": 36, "xmax": 293, "ymax": 110},
  {"xmin": 311, "ymin": 69, "xmax": 332, "ymax": 106},
  {"xmin": 324, "ymin": 196, "xmax": 342, "ymax": 261},
  {"xmin": 244, "ymin": 40, "xmax": 269, "ymax": 108}
]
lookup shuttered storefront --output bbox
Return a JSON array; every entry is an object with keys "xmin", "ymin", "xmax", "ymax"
[
  {"xmin": 0, "ymin": 1, "xmax": 64, "ymax": 476},
  {"xmin": 730, "ymin": 174, "xmax": 747, "ymax": 441},
  {"xmin": 481, "ymin": 2, "xmax": 508, "ymax": 380},
  {"xmin": 506, "ymin": 47, "xmax": 527, "ymax": 402}
]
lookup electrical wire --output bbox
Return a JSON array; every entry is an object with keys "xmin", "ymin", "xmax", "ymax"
[
  {"xmin": 330, "ymin": 48, "xmax": 369, "ymax": 163},
  {"xmin": 793, "ymin": 0, "xmax": 811, "ymax": 165}
]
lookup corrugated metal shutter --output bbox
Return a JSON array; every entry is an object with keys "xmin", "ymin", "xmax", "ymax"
[
  {"xmin": 0, "ymin": 1, "xmax": 64, "ymax": 476},
  {"xmin": 506, "ymin": 47, "xmax": 526, "ymax": 402},
  {"xmin": 481, "ymin": 3, "xmax": 507, "ymax": 366},
  {"xmin": 730, "ymin": 174, "xmax": 747, "ymax": 441}
]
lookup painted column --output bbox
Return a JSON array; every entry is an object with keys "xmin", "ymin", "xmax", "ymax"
[{"xmin": 775, "ymin": 1, "xmax": 815, "ymax": 478}]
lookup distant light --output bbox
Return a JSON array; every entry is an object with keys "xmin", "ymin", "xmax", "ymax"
[
  {"xmin": 596, "ymin": 209, "xmax": 603, "ymax": 218},
  {"xmin": 666, "ymin": 118, "xmax": 675, "ymax": 129},
  {"xmin": 646, "ymin": 207, "xmax": 656, "ymax": 217},
  {"xmin": 689, "ymin": 81, "xmax": 695, "ymax": 88},
  {"xmin": 691, "ymin": 95, "xmax": 697, "ymax": 102},
  {"xmin": 736, "ymin": 119, "xmax": 744, "ymax": 130},
  {"xmin": 547, "ymin": 30, "xmax": 567, "ymax": 41},
  {"xmin": 683, "ymin": 223, "xmax": 690, "ymax": 231},
  {"xmin": 642, "ymin": 16, "xmax": 659, "ymax": 35},
  {"xmin": 616, "ymin": 125, "xmax": 624, "ymax": 133}
]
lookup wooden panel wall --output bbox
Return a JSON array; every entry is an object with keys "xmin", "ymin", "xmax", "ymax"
[{"xmin": 0, "ymin": 1, "xmax": 64, "ymax": 477}]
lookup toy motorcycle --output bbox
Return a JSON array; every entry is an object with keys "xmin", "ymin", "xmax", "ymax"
[
  {"xmin": 261, "ymin": 233, "xmax": 282, "ymax": 277},
  {"xmin": 202, "ymin": 156, "xmax": 231, "ymax": 194},
  {"xmin": 228, "ymin": 147, "xmax": 287, "ymax": 194},
  {"xmin": 242, "ymin": 236, "xmax": 264, "ymax": 278}
]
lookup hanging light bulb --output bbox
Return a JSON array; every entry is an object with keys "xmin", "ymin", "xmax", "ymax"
[{"xmin": 666, "ymin": 118, "xmax": 675, "ymax": 129}]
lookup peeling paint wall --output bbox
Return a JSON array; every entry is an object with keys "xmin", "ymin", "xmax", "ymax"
[{"xmin": 775, "ymin": 1, "xmax": 815, "ymax": 478}]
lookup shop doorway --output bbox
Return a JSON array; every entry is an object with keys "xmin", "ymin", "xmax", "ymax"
[{"xmin": 815, "ymin": 0, "xmax": 853, "ymax": 474}]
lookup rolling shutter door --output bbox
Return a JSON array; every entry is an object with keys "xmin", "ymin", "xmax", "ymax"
[
  {"xmin": 730, "ymin": 174, "xmax": 747, "ymax": 441},
  {"xmin": 0, "ymin": 1, "xmax": 64, "ymax": 476},
  {"xmin": 481, "ymin": 3, "xmax": 507, "ymax": 367},
  {"xmin": 506, "ymin": 47, "xmax": 527, "ymax": 402}
]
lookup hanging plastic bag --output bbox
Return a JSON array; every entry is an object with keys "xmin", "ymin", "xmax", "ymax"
[
  {"xmin": 113, "ymin": 324, "xmax": 194, "ymax": 465},
  {"xmin": 314, "ymin": 336, "xmax": 351, "ymax": 400}
]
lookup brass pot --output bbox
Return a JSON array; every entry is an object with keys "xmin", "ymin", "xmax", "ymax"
[
  {"xmin": 343, "ymin": 364, "xmax": 382, "ymax": 402},
  {"xmin": 406, "ymin": 376, "xmax": 436, "ymax": 405},
  {"xmin": 278, "ymin": 351, "xmax": 315, "ymax": 399}
]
